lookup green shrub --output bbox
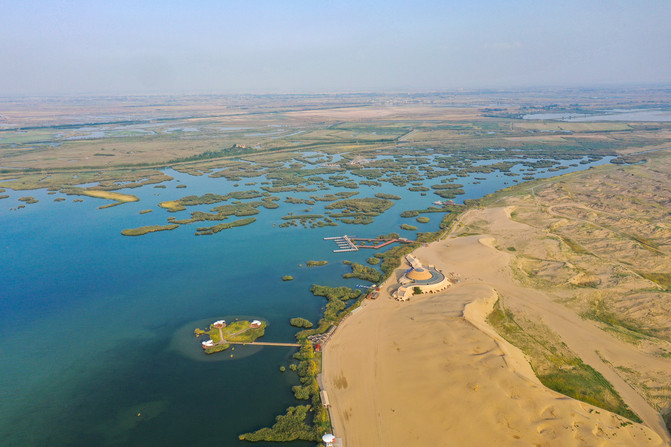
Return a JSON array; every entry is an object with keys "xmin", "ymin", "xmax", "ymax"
[
  {"xmin": 343, "ymin": 262, "xmax": 382, "ymax": 283},
  {"xmin": 238, "ymin": 406, "xmax": 319, "ymax": 442},
  {"xmin": 306, "ymin": 260, "xmax": 328, "ymax": 267},
  {"xmin": 375, "ymin": 193, "xmax": 401, "ymax": 200},
  {"xmin": 290, "ymin": 318, "xmax": 314, "ymax": 329}
]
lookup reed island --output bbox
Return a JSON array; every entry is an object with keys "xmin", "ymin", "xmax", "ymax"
[{"xmin": 195, "ymin": 319, "xmax": 266, "ymax": 354}]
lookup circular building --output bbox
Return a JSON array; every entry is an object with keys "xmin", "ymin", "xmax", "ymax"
[
  {"xmin": 394, "ymin": 255, "xmax": 450, "ymax": 301},
  {"xmin": 406, "ymin": 267, "xmax": 433, "ymax": 281}
]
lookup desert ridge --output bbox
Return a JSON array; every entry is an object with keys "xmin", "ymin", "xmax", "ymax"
[{"xmin": 323, "ymin": 208, "xmax": 668, "ymax": 447}]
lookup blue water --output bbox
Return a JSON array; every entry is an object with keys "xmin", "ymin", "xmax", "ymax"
[{"xmin": 0, "ymin": 153, "xmax": 612, "ymax": 446}]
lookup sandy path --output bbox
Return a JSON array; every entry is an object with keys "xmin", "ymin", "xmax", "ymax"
[{"xmin": 323, "ymin": 207, "xmax": 670, "ymax": 446}]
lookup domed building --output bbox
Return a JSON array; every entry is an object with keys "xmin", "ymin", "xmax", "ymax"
[
  {"xmin": 394, "ymin": 254, "xmax": 450, "ymax": 301},
  {"xmin": 406, "ymin": 267, "xmax": 433, "ymax": 281}
]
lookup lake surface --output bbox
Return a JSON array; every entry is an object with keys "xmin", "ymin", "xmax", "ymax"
[
  {"xmin": 0, "ymin": 152, "xmax": 612, "ymax": 446},
  {"xmin": 523, "ymin": 109, "xmax": 671, "ymax": 122}
]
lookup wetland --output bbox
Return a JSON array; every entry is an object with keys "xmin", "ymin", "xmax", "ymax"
[{"xmin": 1, "ymin": 91, "xmax": 670, "ymax": 446}]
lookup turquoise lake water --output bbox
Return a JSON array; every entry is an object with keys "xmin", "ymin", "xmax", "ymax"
[{"xmin": 0, "ymin": 153, "xmax": 612, "ymax": 446}]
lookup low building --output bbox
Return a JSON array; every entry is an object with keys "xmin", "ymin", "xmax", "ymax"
[
  {"xmin": 250, "ymin": 320, "xmax": 262, "ymax": 328},
  {"xmin": 393, "ymin": 255, "xmax": 450, "ymax": 301},
  {"xmin": 213, "ymin": 320, "xmax": 226, "ymax": 328},
  {"xmin": 320, "ymin": 390, "xmax": 331, "ymax": 407},
  {"xmin": 202, "ymin": 339, "xmax": 216, "ymax": 349}
]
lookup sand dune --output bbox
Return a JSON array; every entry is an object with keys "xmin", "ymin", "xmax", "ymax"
[{"xmin": 323, "ymin": 207, "xmax": 670, "ymax": 446}]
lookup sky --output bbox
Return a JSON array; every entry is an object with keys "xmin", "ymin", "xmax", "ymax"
[{"xmin": 1, "ymin": 0, "xmax": 670, "ymax": 96}]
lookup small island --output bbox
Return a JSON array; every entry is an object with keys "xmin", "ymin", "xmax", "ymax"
[
  {"xmin": 121, "ymin": 224, "xmax": 179, "ymax": 236},
  {"xmin": 18, "ymin": 196, "xmax": 38, "ymax": 204},
  {"xmin": 306, "ymin": 260, "xmax": 328, "ymax": 267},
  {"xmin": 290, "ymin": 317, "xmax": 313, "ymax": 328},
  {"xmin": 194, "ymin": 319, "xmax": 267, "ymax": 354}
]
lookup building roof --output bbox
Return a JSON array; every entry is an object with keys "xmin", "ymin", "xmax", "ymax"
[
  {"xmin": 320, "ymin": 390, "xmax": 331, "ymax": 407},
  {"xmin": 322, "ymin": 434, "xmax": 336, "ymax": 442},
  {"xmin": 407, "ymin": 267, "xmax": 433, "ymax": 281}
]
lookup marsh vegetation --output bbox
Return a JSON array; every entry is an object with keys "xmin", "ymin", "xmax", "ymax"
[
  {"xmin": 487, "ymin": 299, "xmax": 640, "ymax": 421},
  {"xmin": 121, "ymin": 224, "xmax": 179, "ymax": 236}
]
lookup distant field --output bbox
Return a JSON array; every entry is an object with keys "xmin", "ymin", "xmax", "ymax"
[
  {"xmin": 512, "ymin": 122, "xmax": 632, "ymax": 132},
  {"xmin": 1, "ymin": 91, "xmax": 670, "ymax": 193}
]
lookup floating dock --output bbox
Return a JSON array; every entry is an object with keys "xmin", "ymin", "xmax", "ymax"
[
  {"xmin": 325, "ymin": 235, "xmax": 419, "ymax": 252},
  {"xmin": 324, "ymin": 235, "xmax": 359, "ymax": 252}
]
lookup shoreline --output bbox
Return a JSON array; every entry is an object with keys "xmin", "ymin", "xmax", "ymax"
[{"xmin": 322, "ymin": 207, "xmax": 670, "ymax": 446}]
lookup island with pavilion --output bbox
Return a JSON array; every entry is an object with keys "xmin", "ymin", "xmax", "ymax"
[{"xmin": 195, "ymin": 318, "xmax": 266, "ymax": 354}]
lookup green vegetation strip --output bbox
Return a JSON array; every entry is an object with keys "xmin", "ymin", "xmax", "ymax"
[
  {"xmin": 306, "ymin": 260, "xmax": 328, "ymax": 267},
  {"xmin": 195, "ymin": 217, "xmax": 256, "ymax": 236},
  {"xmin": 239, "ymin": 406, "xmax": 318, "ymax": 442},
  {"xmin": 159, "ymin": 190, "xmax": 266, "ymax": 212},
  {"xmin": 121, "ymin": 224, "xmax": 179, "ymax": 236},
  {"xmin": 638, "ymin": 272, "xmax": 671, "ymax": 292},
  {"xmin": 374, "ymin": 193, "xmax": 401, "ymax": 200},
  {"xmin": 281, "ymin": 214, "xmax": 324, "ymax": 220},
  {"xmin": 239, "ymin": 342, "xmax": 327, "ymax": 442},
  {"xmin": 343, "ymin": 262, "xmax": 382, "ymax": 283},
  {"xmin": 325, "ymin": 197, "xmax": 393, "ymax": 215},
  {"xmin": 582, "ymin": 298, "xmax": 657, "ymax": 340},
  {"xmin": 487, "ymin": 298, "xmax": 640, "ymax": 422}
]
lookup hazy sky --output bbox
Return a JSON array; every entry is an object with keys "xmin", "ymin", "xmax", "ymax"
[{"xmin": 1, "ymin": 0, "xmax": 670, "ymax": 96}]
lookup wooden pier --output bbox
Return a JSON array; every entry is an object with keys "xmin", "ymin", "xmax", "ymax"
[
  {"xmin": 325, "ymin": 235, "xmax": 418, "ymax": 252},
  {"xmin": 228, "ymin": 341, "xmax": 300, "ymax": 347},
  {"xmin": 324, "ymin": 235, "xmax": 359, "ymax": 252}
]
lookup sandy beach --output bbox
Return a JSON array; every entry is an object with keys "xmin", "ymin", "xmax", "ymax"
[{"xmin": 323, "ymin": 207, "xmax": 671, "ymax": 446}]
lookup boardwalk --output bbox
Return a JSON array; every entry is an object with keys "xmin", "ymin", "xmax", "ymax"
[
  {"xmin": 325, "ymin": 235, "xmax": 417, "ymax": 252},
  {"xmin": 350, "ymin": 237, "xmax": 417, "ymax": 249},
  {"xmin": 208, "ymin": 323, "xmax": 300, "ymax": 349},
  {"xmin": 228, "ymin": 341, "xmax": 300, "ymax": 347}
]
